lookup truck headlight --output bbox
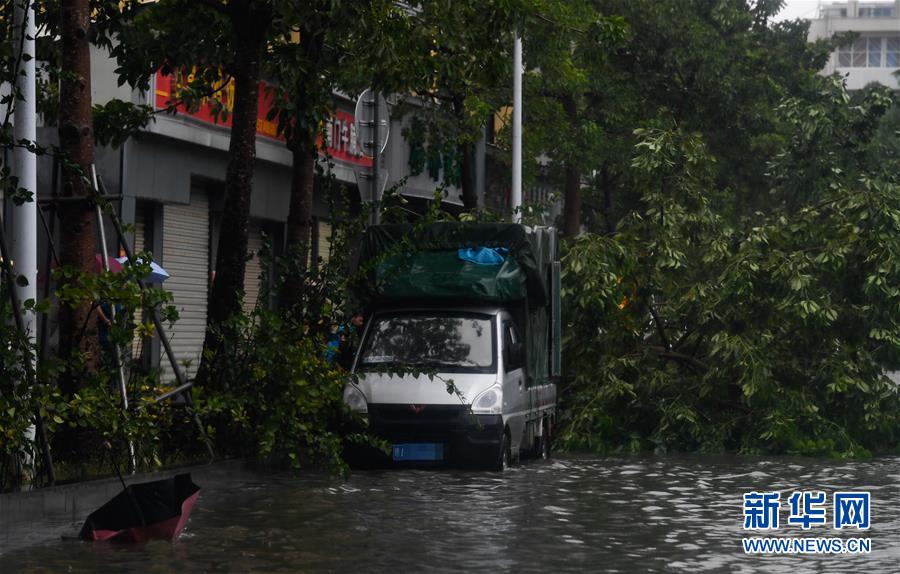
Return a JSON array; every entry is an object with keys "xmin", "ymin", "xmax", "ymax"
[
  {"xmin": 343, "ymin": 384, "xmax": 368, "ymax": 414},
  {"xmin": 472, "ymin": 386, "xmax": 501, "ymax": 414}
]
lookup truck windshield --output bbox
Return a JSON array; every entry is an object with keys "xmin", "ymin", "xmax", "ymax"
[{"xmin": 359, "ymin": 313, "xmax": 496, "ymax": 373}]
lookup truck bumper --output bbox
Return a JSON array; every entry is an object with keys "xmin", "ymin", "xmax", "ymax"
[{"xmin": 351, "ymin": 404, "xmax": 503, "ymax": 467}]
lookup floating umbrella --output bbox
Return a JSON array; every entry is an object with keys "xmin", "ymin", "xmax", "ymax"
[
  {"xmin": 78, "ymin": 473, "xmax": 201, "ymax": 543},
  {"xmin": 116, "ymin": 256, "xmax": 171, "ymax": 283},
  {"xmin": 95, "ymin": 254, "xmax": 124, "ymax": 274}
]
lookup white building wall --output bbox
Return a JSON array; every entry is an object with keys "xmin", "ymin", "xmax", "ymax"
[{"xmin": 808, "ymin": 1, "xmax": 900, "ymax": 90}]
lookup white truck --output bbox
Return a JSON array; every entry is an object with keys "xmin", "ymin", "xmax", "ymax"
[{"xmin": 343, "ymin": 223, "xmax": 561, "ymax": 470}]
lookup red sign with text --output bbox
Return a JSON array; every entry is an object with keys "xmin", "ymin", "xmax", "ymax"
[{"xmin": 154, "ymin": 71, "xmax": 372, "ymax": 167}]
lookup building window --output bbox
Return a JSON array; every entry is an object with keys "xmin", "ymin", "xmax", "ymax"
[
  {"xmin": 868, "ymin": 37, "xmax": 882, "ymax": 67},
  {"xmin": 887, "ymin": 37, "xmax": 900, "ymax": 67},
  {"xmin": 852, "ymin": 38, "xmax": 867, "ymax": 66},
  {"xmin": 838, "ymin": 44, "xmax": 851, "ymax": 67},
  {"xmin": 859, "ymin": 6, "xmax": 893, "ymax": 17},
  {"xmin": 838, "ymin": 36, "xmax": 894, "ymax": 68}
]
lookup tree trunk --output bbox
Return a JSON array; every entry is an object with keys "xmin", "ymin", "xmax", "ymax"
[
  {"xmin": 279, "ymin": 25, "xmax": 324, "ymax": 314},
  {"xmin": 54, "ymin": 0, "xmax": 98, "ymax": 463},
  {"xmin": 563, "ymin": 162, "xmax": 581, "ymax": 237},
  {"xmin": 280, "ymin": 135, "xmax": 316, "ymax": 312},
  {"xmin": 452, "ymin": 95, "xmax": 478, "ymax": 211},
  {"xmin": 57, "ymin": 0, "xmax": 97, "ymax": 375},
  {"xmin": 459, "ymin": 141, "xmax": 477, "ymax": 210},
  {"xmin": 196, "ymin": 1, "xmax": 270, "ymax": 388},
  {"xmin": 561, "ymin": 94, "xmax": 581, "ymax": 238}
]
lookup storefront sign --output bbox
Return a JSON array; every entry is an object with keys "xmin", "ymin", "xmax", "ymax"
[{"xmin": 154, "ymin": 71, "xmax": 372, "ymax": 167}]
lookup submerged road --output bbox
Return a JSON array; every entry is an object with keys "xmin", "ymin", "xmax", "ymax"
[{"xmin": 1, "ymin": 454, "xmax": 898, "ymax": 572}]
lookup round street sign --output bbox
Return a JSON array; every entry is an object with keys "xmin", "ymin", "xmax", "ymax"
[{"xmin": 354, "ymin": 89, "xmax": 390, "ymax": 158}]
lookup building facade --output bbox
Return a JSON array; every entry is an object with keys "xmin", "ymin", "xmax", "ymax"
[
  {"xmin": 807, "ymin": 0, "xmax": 900, "ymax": 90},
  {"xmin": 25, "ymin": 47, "xmax": 471, "ymax": 383}
]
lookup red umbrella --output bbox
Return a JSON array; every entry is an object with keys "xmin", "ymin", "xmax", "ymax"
[
  {"xmin": 78, "ymin": 473, "xmax": 201, "ymax": 543},
  {"xmin": 95, "ymin": 253, "xmax": 123, "ymax": 274}
]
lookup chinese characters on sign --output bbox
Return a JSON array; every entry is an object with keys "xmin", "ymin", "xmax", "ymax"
[
  {"xmin": 833, "ymin": 492, "xmax": 870, "ymax": 529},
  {"xmin": 743, "ymin": 491, "xmax": 780, "ymax": 530},
  {"xmin": 322, "ymin": 112, "xmax": 372, "ymax": 167},
  {"xmin": 741, "ymin": 491, "xmax": 872, "ymax": 555},
  {"xmin": 743, "ymin": 491, "xmax": 870, "ymax": 530},
  {"xmin": 788, "ymin": 491, "xmax": 826, "ymax": 529},
  {"xmin": 153, "ymin": 70, "xmax": 372, "ymax": 168}
]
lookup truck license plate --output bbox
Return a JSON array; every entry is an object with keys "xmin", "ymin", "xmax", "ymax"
[{"xmin": 392, "ymin": 443, "xmax": 444, "ymax": 461}]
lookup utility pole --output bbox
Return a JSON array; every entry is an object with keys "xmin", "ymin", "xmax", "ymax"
[
  {"xmin": 11, "ymin": 0, "xmax": 38, "ymax": 451},
  {"xmin": 512, "ymin": 33, "xmax": 523, "ymax": 223}
]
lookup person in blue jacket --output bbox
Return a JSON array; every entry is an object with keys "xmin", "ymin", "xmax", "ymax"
[{"xmin": 326, "ymin": 310, "xmax": 365, "ymax": 369}]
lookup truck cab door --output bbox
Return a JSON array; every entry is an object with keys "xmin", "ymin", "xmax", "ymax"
[{"xmin": 501, "ymin": 319, "xmax": 526, "ymax": 455}]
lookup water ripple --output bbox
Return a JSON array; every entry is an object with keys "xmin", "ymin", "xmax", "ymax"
[{"xmin": 1, "ymin": 454, "xmax": 898, "ymax": 573}]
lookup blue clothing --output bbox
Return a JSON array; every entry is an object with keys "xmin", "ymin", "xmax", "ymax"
[
  {"xmin": 325, "ymin": 325, "xmax": 346, "ymax": 364},
  {"xmin": 457, "ymin": 247, "xmax": 509, "ymax": 266}
]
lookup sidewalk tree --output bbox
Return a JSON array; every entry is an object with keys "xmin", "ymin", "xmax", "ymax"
[
  {"xmin": 266, "ymin": 4, "xmax": 331, "ymax": 316},
  {"xmin": 521, "ymin": 1, "xmax": 627, "ymax": 236},
  {"xmin": 110, "ymin": 0, "xmax": 274, "ymax": 388},
  {"xmin": 572, "ymin": 0, "xmax": 836, "ymax": 232},
  {"xmin": 266, "ymin": 0, "xmax": 399, "ymax": 317},
  {"xmin": 40, "ymin": 2, "xmax": 154, "ymax": 378},
  {"xmin": 55, "ymin": 0, "xmax": 102, "ymax": 379},
  {"xmin": 382, "ymin": 0, "xmax": 524, "ymax": 211}
]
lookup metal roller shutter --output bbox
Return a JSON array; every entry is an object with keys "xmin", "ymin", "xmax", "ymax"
[
  {"xmin": 243, "ymin": 219, "xmax": 263, "ymax": 314},
  {"xmin": 317, "ymin": 220, "xmax": 332, "ymax": 266},
  {"xmin": 162, "ymin": 191, "xmax": 209, "ymax": 382}
]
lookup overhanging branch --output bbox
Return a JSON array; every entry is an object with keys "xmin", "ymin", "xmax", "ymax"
[{"xmin": 646, "ymin": 345, "xmax": 708, "ymax": 372}]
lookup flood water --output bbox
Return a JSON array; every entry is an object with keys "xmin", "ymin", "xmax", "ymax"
[{"xmin": 1, "ymin": 454, "xmax": 898, "ymax": 573}]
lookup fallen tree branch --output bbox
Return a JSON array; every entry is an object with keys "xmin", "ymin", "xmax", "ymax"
[
  {"xmin": 647, "ymin": 304, "xmax": 671, "ymax": 350},
  {"xmin": 646, "ymin": 345, "xmax": 709, "ymax": 372}
]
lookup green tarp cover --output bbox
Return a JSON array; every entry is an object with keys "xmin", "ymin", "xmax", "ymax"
[
  {"xmin": 377, "ymin": 250, "xmax": 527, "ymax": 302},
  {"xmin": 359, "ymin": 223, "xmax": 549, "ymax": 305}
]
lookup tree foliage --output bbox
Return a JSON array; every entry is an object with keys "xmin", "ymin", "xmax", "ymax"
[{"xmin": 561, "ymin": 73, "xmax": 900, "ymax": 457}]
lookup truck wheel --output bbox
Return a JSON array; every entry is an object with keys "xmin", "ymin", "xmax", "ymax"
[
  {"xmin": 496, "ymin": 432, "xmax": 511, "ymax": 471},
  {"xmin": 540, "ymin": 419, "xmax": 551, "ymax": 460}
]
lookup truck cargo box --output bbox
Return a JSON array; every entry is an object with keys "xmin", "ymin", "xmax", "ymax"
[{"xmin": 356, "ymin": 222, "xmax": 559, "ymax": 385}]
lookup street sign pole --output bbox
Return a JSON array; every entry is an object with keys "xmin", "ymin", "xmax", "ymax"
[
  {"xmin": 372, "ymin": 92, "xmax": 380, "ymax": 225},
  {"xmin": 355, "ymin": 89, "xmax": 390, "ymax": 225}
]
